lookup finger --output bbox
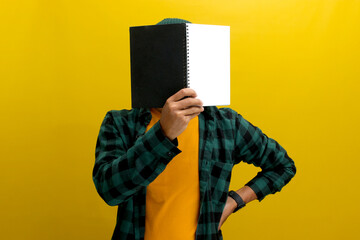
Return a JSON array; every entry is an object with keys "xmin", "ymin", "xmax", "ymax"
[
  {"xmin": 176, "ymin": 97, "xmax": 203, "ymax": 110},
  {"xmin": 182, "ymin": 106, "xmax": 204, "ymax": 116},
  {"xmin": 168, "ymin": 88, "xmax": 197, "ymax": 102},
  {"xmin": 185, "ymin": 112, "xmax": 201, "ymax": 122}
]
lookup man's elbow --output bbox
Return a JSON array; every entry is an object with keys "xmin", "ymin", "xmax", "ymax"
[
  {"xmin": 283, "ymin": 153, "xmax": 297, "ymax": 185},
  {"xmin": 290, "ymin": 162, "xmax": 297, "ymax": 178},
  {"xmin": 93, "ymin": 182, "xmax": 124, "ymax": 206},
  {"xmin": 92, "ymin": 172, "xmax": 124, "ymax": 206}
]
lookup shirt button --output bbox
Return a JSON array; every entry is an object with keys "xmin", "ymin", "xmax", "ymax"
[{"xmin": 167, "ymin": 152, "xmax": 174, "ymax": 157}]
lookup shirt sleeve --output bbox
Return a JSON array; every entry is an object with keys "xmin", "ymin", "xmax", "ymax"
[
  {"xmin": 233, "ymin": 112, "xmax": 297, "ymax": 202},
  {"xmin": 92, "ymin": 111, "xmax": 181, "ymax": 206}
]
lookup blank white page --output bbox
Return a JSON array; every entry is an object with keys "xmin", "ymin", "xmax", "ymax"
[{"xmin": 186, "ymin": 23, "xmax": 230, "ymax": 106}]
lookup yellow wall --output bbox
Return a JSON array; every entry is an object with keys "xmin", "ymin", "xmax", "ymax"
[{"xmin": 1, "ymin": 0, "xmax": 359, "ymax": 239}]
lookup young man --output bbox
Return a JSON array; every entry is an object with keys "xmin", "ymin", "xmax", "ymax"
[{"xmin": 93, "ymin": 18, "xmax": 296, "ymax": 240}]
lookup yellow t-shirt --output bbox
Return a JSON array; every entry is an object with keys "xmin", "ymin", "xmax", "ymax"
[{"xmin": 144, "ymin": 108, "xmax": 200, "ymax": 240}]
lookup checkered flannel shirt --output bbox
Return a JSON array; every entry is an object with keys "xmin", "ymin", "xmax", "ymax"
[{"xmin": 93, "ymin": 106, "xmax": 296, "ymax": 240}]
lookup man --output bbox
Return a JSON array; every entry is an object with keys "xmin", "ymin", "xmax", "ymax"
[{"xmin": 93, "ymin": 18, "xmax": 296, "ymax": 240}]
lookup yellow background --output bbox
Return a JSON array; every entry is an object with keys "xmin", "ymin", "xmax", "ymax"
[{"xmin": 1, "ymin": 0, "xmax": 359, "ymax": 239}]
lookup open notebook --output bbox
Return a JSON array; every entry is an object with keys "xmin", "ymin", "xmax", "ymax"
[{"xmin": 130, "ymin": 23, "xmax": 230, "ymax": 108}]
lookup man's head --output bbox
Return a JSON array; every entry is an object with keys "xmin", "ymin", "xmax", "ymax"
[{"xmin": 156, "ymin": 18, "xmax": 191, "ymax": 25}]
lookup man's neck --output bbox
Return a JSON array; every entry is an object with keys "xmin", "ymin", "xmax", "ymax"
[{"xmin": 153, "ymin": 108, "xmax": 162, "ymax": 113}]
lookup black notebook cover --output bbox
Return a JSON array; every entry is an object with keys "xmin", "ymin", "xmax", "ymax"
[{"xmin": 130, "ymin": 24, "xmax": 187, "ymax": 108}]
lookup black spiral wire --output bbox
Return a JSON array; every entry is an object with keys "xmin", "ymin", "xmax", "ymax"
[{"xmin": 184, "ymin": 24, "xmax": 190, "ymax": 88}]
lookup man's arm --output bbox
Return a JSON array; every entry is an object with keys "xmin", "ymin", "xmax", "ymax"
[
  {"xmin": 233, "ymin": 111, "xmax": 297, "ymax": 202},
  {"xmin": 93, "ymin": 88, "xmax": 204, "ymax": 206},
  {"xmin": 218, "ymin": 110, "xmax": 296, "ymax": 229},
  {"xmin": 218, "ymin": 185, "xmax": 257, "ymax": 230},
  {"xmin": 93, "ymin": 111, "xmax": 181, "ymax": 206}
]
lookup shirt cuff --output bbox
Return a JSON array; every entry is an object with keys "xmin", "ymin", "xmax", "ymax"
[{"xmin": 143, "ymin": 121, "xmax": 181, "ymax": 164}]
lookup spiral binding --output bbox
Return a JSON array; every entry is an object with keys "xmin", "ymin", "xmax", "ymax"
[{"xmin": 184, "ymin": 24, "xmax": 190, "ymax": 88}]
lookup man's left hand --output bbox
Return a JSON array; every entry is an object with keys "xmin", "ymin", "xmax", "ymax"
[{"xmin": 218, "ymin": 196, "xmax": 237, "ymax": 230}]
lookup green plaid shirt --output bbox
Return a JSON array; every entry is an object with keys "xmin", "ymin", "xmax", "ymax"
[{"xmin": 93, "ymin": 106, "xmax": 296, "ymax": 240}]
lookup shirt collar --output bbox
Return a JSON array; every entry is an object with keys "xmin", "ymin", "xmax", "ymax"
[
  {"xmin": 203, "ymin": 106, "xmax": 216, "ymax": 120},
  {"xmin": 137, "ymin": 108, "xmax": 152, "ymax": 125}
]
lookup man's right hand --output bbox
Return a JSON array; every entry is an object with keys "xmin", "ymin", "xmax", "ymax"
[{"xmin": 159, "ymin": 88, "xmax": 204, "ymax": 141}]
